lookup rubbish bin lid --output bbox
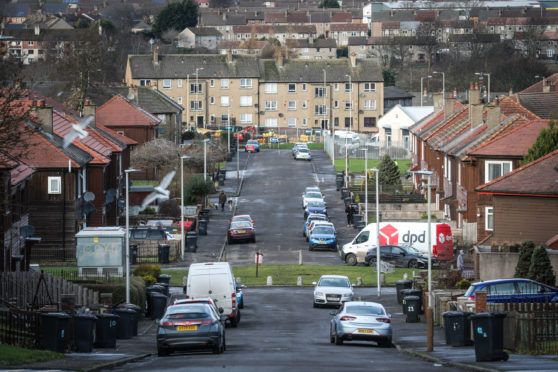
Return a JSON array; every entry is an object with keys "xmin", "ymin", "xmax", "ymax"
[
  {"xmin": 158, "ymin": 243, "xmax": 170, "ymax": 248},
  {"xmin": 151, "ymin": 292, "xmax": 168, "ymax": 298},
  {"xmin": 97, "ymin": 313, "xmax": 120, "ymax": 319},
  {"xmin": 187, "ymin": 231, "xmax": 198, "ymax": 236},
  {"xmin": 442, "ymin": 311, "xmax": 468, "ymax": 318},
  {"xmin": 41, "ymin": 312, "xmax": 71, "ymax": 319},
  {"xmin": 73, "ymin": 313, "xmax": 97, "ymax": 320},
  {"xmin": 114, "ymin": 308, "xmax": 136, "ymax": 314},
  {"xmin": 117, "ymin": 303, "xmax": 141, "ymax": 311},
  {"xmin": 395, "ymin": 280, "xmax": 412, "ymax": 284},
  {"xmin": 470, "ymin": 312, "xmax": 507, "ymax": 319},
  {"xmin": 403, "ymin": 295, "xmax": 420, "ymax": 300}
]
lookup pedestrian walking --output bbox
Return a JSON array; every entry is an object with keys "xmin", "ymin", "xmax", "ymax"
[
  {"xmin": 219, "ymin": 191, "xmax": 227, "ymax": 212},
  {"xmin": 457, "ymin": 249, "xmax": 465, "ymax": 272},
  {"xmin": 345, "ymin": 203, "xmax": 354, "ymax": 227}
]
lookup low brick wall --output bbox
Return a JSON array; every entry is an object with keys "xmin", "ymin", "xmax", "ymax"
[{"xmin": 475, "ymin": 249, "xmax": 558, "ymax": 281}]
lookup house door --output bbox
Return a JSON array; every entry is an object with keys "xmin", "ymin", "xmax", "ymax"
[
  {"xmin": 197, "ymin": 116, "xmax": 204, "ymax": 128},
  {"xmin": 321, "ymin": 119, "xmax": 328, "ymax": 130}
]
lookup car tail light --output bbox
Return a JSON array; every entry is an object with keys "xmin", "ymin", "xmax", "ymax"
[
  {"xmin": 232, "ymin": 292, "xmax": 236, "ymax": 307},
  {"xmin": 340, "ymin": 316, "xmax": 356, "ymax": 321},
  {"xmin": 469, "ymin": 296, "xmax": 475, "ymax": 301},
  {"xmin": 377, "ymin": 318, "xmax": 391, "ymax": 323},
  {"xmin": 249, "ymin": 230, "xmax": 254, "ymax": 234}
]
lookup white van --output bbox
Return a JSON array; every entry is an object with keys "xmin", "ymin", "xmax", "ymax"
[
  {"xmin": 186, "ymin": 262, "xmax": 240, "ymax": 327},
  {"xmin": 340, "ymin": 222, "xmax": 454, "ymax": 265}
]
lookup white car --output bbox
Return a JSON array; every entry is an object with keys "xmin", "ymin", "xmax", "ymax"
[
  {"xmin": 302, "ymin": 191, "xmax": 324, "ymax": 209},
  {"xmin": 303, "ymin": 186, "xmax": 321, "ymax": 195},
  {"xmin": 313, "ymin": 275, "xmax": 354, "ymax": 308},
  {"xmin": 295, "ymin": 148, "xmax": 312, "ymax": 161}
]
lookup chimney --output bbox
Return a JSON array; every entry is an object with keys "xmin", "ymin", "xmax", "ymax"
[
  {"xmin": 227, "ymin": 49, "xmax": 233, "ymax": 63},
  {"xmin": 153, "ymin": 46, "xmax": 159, "ymax": 63},
  {"xmin": 444, "ymin": 97, "xmax": 455, "ymax": 118},
  {"xmin": 485, "ymin": 104, "xmax": 501, "ymax": 130},
  {"xmin": 31, "ymin": 100, "xmax": 53, "ymax": 133},
  {"xmin": 34, "ymin": 24, "xmax": 40, "ymax": 35},
  {"xmin": 223, "ymin": 13, "xmax": 226, "ymax": 21},
  {"xmin": 82, "ymin": 100, "xmax": 96, "ymax": 127},
  {"xmin": 349, "ymin": 53, "xmax": 356, "ymax": 68},
  {"xmin": 470, "ymin": 103, "xmax": 484, "ymax": 129},
  {"xmin": 469, "ymin": 82, "xmax": 480, "ymax": 105},
  {"xmin": 433, "ymin": 92, "xmax": 444, "ymax": 111}
]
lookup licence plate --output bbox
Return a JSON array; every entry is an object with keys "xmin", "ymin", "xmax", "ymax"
[
  {"xmin": 357, "ymin": 329, "xmax": 375, "ymax": 334},
  {"xmin": 237, "ymin": 230, "xmax": 246, "ymax": 234},
  {"xmin": 177, "ymin": 325, "xmax": 197, "ymax": 331}
]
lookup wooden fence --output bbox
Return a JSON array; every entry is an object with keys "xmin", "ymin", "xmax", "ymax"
[{"xmin": 0, "ymin": 271, "xmax": 99, "ymax": 310}]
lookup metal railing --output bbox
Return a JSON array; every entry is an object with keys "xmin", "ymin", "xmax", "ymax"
[{"xmin": 0, "ymin": 304, "xmax": 41, "ymax": 349}]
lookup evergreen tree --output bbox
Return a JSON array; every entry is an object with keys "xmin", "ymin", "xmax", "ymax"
[
  {"xmin": 514, "ymin": 240, "xmax": 535, "ymax": 278},
  {"xmin": 522, "ymin": 120, "xmax": 558, "ymax": 165},
  {"xmin": 318, "ymin": 0, "xmax": 340, "ymax": 8},
  {"xmin": 152, "ymin": 0, "xmax": 198, "ymax": 38},
  {"xmin": 377, "ymin": 154, "xmax": 401, "ymax": 187},
  {"xmin": 527, "ymin": 245, "xmax": 556, "ymax": 286}
]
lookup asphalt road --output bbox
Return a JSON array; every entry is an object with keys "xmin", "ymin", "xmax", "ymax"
[
  {"xmin": 225, "ymin": 148, "xmax": 355, "ymax": 266},
  {"xmin": 115, "ymin": 287, "xmax": 460, "ymax": 372}
]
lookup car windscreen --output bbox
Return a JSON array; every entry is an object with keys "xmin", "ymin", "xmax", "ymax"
[
  {"xmin": 166, "ymin": 304, "xmax": 211, "ymax": 316},
  {"xmin": 464, "ymin": 285, "xmax": 475, "ymax": 297},
  {"xmin": 405, "ymin": 246, "xmax": 421, "ymax": 255},
  {"xmin": 312, "ymin": 226, "xmax": 334, "ymax": 235},
  {"xmin": 231, "ymin": 221, "xmax": 252, "ymax": 229},
  {"xmin": 345, "ymin": 305, "xmax": 385, "ymax": 316},
  {"xmin": 305, "ymin": 192, "xmax": 322, "ymax": 199},
  {"xmin": 307, "ymin": 201, "xmax": 325, "ymax": 208},
  {"xmin": 319, "ymin": 278, "xmax": 350, "ymax": 288}
]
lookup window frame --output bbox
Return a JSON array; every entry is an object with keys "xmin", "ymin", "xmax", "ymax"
[
  {"xmin": 485, "ymin": 160, "xmax": 512, "ymax": 183},
  {"xmin": 485, "ymin": 206, "xmax": 494, "ymax": 231},
  {"xmin": 48, "ymin": 176, "xmax": 62, "ymax": 194}
]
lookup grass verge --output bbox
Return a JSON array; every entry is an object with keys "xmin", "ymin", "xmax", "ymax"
[
  {"xmin": 334, "ymin": 159, "xmax": 412, "ymax": 175},
  {"xmin": 162, "ymin": 265, "xmax": 433, "ymax": 286},
  {"xmin": 0, "ymin": 344, "xmax": 64, "ymax": 366}
]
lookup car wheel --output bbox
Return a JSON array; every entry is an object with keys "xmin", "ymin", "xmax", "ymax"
[
  {"xmin": 309, "ymin": 245, "xmax": 313, "ymax": 251},
  {"xmin": 230, "ymin": 316, "xmax": 238, "ymax": 328},
  {"xmin": 408, "ymin": 260, "xmax": 419, "ymax": 268},
  {"xmin": 378, "ymin": 340, "xmax": 392, "ymax": 348},
  {"xmin": 213, "ymin": 338, "xmax": 223, "ymax": 354},
  {"xmin": 334, "ymin": 334, "xmax": 343, "ymax": 345},
  {"xmin": 330, "ymin": 331, "xmax": 335, "ymax": 344},
  {"xmin": 368, "ymin": 259, "xmax": 376, "ymax": 267},
  {"xmin": 252, "ymin": 236, "xmax": 256, "ymax": 243},
  {"xmin": 157, "ymin": 347, "xmax": 170, "ymax": 357},
  {"xmin": 345, "ymin": 254, "xmax": 357, "ymax": 266},
  {"xmin": 239, "ymin": 299, "xmax": 244, "ymax": 309},
  {"xmin": 313, "ymin": 302, "xmax": 319, "ymax": 308},
  {"xmin": 223, "ymin": 335, "xmax": 227, "ymax": 351}
]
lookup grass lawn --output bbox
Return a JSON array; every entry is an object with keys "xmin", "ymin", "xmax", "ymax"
[
  {"xmin": 162, "ymin": 265, "xmax": 433, "ymax": 287},
  {"xmin": 0, "ymin": 344, "xmax": 63, "ymax": 366},
  {"xmin": 334, "ymin": 158, "xmax": 412, "ymax": 175},
  {"xmin": 131, "ymin": 180, "xmax": 158, "ymax": 186}
]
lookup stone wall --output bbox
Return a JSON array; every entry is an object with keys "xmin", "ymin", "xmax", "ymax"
[{"xmin": 476, "ymin": 249, "xmax": 558, "ymax": 281}]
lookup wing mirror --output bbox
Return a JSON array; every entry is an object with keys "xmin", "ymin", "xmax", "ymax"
[
  {"xmin": 312, "ymin": 282, "xmax": 317, "ymax": 286},
  {"xmin": 329, "ymin": 311, "xmax": 337, "ymax": 316},
  {"xmin": 218, "ymin": 307, "xmax": 224, "ymax": 314}
]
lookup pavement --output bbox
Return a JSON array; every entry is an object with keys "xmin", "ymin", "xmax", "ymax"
[{"xmin": 3, "ymin": 149, "xmax": 557, "ymax": 371}]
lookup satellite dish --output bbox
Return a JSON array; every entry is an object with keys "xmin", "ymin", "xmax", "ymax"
[
  {"xmin": 84, "ymin": 191, "xmax": 95, "ymax": 202},
  {"xmin": 105, "ymin": 188, "xmax": 117, "ymax": 204},
  {"xmin": 117, "ymin": 198, "xmax": 125, "ymax": 209},
  {"xmin": 20, "ymin": 225, "xmax": 35, "ymax": 238},
  {"xmin": 83, "ymin": 202, "xmax": 96, "ymax": 216}
]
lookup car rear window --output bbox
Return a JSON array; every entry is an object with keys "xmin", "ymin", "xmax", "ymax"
[
  {"xmin": 306, "ymin": 192, "xmax": 322, "ymax": 199},
  {"xmin": 308, "ymin": 201, "xmax": 325, "ymax": 208},
  {"xmin": 130, "ymin": 230, "xmax": 148, "ymax": 239},
  {"xmin": 345, "ymin": 305, "xmax": 385, "ymax": 316},
  {"xmin": 312, "ymin": 226, "xmax": 334, "ymax": 235}
]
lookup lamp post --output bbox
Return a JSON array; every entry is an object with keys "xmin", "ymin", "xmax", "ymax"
[
  {"xmin": 364, "ymin": 148, "xmax": 368, "ymax": 223},
  {"xmin": 370, "ymin": 167, "xmax": 380, "ymax": 296},
  {"xmin": 227, "ymin": 104, "xmax": 231, "ymax": 152},
  {"xmin": 344, "ymin": 73, "xmax": 352, "ymax": 188},
  {"xmin": 186, "ymin": 74, "xmax": 190, "ymax": 129},
  {"xmin": 420, "ymin": 75, "xmax": 432, "ymax": 106},
  {"xmin": 236, "ymin": 134, "xmax": 240, "ymax": 180},
  {"xmin": 432, "ymin": 71, "xmax": 445, "ymax": 109},
  {"xmin": 412, "ymin": 170, "xmax": 434, "ymax": 351},
  {"xmin": 124, "ymin": 168, "xmax": 139, "ymax": 304},
  {"xmin": 475, "ymin": 72, "xmax": 491, "ymax": 103},
  {"xmin": 323, "ymin": 69, "xmax": 327, "ymax": 130},
  {"xmin": 180, "ymin": 156, "xmax": 189, "ymax": 260},
  {"xmin": 195, "ymin": 68, "xmax": 203, "ymax": 128},
  {"xmin": 203, "ymin": 138, "xmax": 208, "ymax": 182}
]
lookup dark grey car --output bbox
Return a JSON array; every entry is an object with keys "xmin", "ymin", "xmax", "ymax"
[
  {"xmin": 364, "ymin": 245, "xmax": 435, "ymax": 268},
  {"xmin": 157, "ymin": 303, "xmax": 225, "ymax": 356}
]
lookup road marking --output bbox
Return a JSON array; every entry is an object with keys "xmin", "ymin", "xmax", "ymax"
[{"xmin": 314, "ymin": 173, "xmax": 320, "ymax": 183}]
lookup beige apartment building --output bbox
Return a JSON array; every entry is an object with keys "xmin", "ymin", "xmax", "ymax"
[{"xmin": 125, "ymin": 50, "xmax": 384, "ymax": 133}]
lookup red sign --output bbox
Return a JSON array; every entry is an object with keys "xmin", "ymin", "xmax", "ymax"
[{"xmin": 379, "ymin": 224, "xmax": 398, "ymax": 245}]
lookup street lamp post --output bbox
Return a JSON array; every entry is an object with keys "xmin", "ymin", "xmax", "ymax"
[
  {"xmin": 227, "ymin": 104, "xmax": 231, "ymax": 153},
  {"xmin": 237, "ymin": 135, "xmax": 240, "ymax": 180},
  {"xmin": 195, "ymin": 68, "xmax": 204, "ymax": 128},
  {"xmin": 186, "ymin": 74, "xmax": 190, "ymax": 129},
  {"xmin": 180, "ymin": 156, "xmax": 189, "ymax": 260},
  {"xmin": 203, "ymin": 138, "xmax": 208, "ymax": 182},
  {"xmin": 420, "ymin": 75, "xmax": 432, "ymax": 106},
  {"xmin": 412, "ymin": 170, "xmax": 434, "ymax": 351},
  {"xmin": 369, "ymin": 167, "xmax": 380, "ymax": 296},
  {"xmin": 323, "ymin": 69, "xmax": 327, "ymax": 130},
  {"xmin": 344, "ymin": 74, "xmax": 352, "ymax": 188},
  {"xmin": 433, "ymin": 71, "xmax": 445, "ymax": 109},
  {"xmin": 364, "ymin": 148, "xmax": 368, "ymax": 223},
  {"xmin": 124, "ymin": 168, "xmax": 139, "ymax": 304},
  {"xmin": 475, "ymin": 72, "xmax": 491, "ymax": 103}
]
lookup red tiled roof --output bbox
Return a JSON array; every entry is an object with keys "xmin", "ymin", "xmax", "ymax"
[
  {"xmin": 416, "ymin": 11, "xmax": 436, "ymax": 22},
  {"xmin": 520, "ymin": 73, "xmax": 558, "ymax": 93},
  {"xmin": 498, "ymin": 95, "xmax": 539, "ymax": 119},
  {"xmin": 97, "ymin": 95, "xmax": 160, "ymax": 128},
  {"xmin": 476, "ymin": 149, "xmax": 558, "ymax": 195},
  {"xmin": 382, "ymin": 21, "xmax": 400, "ymax": 30},
  {"xmin": 264, "ymin": 12, "xmax": 287, "ymax": 23},
  {"xmin": 468, "ymin": 119, "xmax": 549, "ymax": 157},
  {"xmin": 10, "ymin": 163, "xmax": 35, "ymax": 185},
  {"xmin": 330, "ymin": 12, "xmax": 352, "ymax": 23},
  {"xmin": 330, "ymin": 23, "xmax": 368, "ymax": 32}
]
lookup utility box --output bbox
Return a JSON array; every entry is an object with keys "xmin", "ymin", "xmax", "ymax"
[{"xmin": 76, "ymin": 227, "xmax": 126, "ymax": 277}]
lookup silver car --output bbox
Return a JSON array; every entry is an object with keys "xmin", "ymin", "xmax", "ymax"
[
  {"xmin": 330, "ymin": 301, "xmax": 392, "ymax": 347},
  {"xmin": 313, "ymin": 275, "xmax": 354, "ymax": 307}
]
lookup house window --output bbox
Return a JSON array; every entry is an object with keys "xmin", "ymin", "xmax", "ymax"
[
  {"xmin": 177, "ymin": 79, "xmax": 183, "ymax": 88},
  {"xmin": 302, "ymin": 118, "xmax": 308, "ymax": 126},
  {"xmin": 364, "ymin": 83, "xmax": 376, "ymax": 92},
  {"xmin": 220, "ymin": 79, "xmax": 229, "ymax": 89},
  {"xmin": 210, "ymin": 114, "xmax": 215, "ymax": 123},
  {"xmin": 288, "ymin": 83, "xmax": 296, "ymax": 93},
  {"xmin": 265, "ymin": 83, "xmax": 277, "ymax": 93},
  {"xmin": 344, "ymin": 101, "xmax": 353, "ymax": 110},
  {"xmin": 163, "ymin": 79, "xmax": 171, "ymax": 89},
  {"xmin": 221, "ymin": 96, "xmax": 229, "ymax": 106},
  {"xmin": 485, "ymin": 160, "xmax": 512, "ymax": 182},
  {"xmin": 334, "ymin": 83, "xmax": 339, "ymax": 91},
  {"xmin": 210, "ymin": 79, "xmax": 215, "ymax": 87},
  {"xmin": 221, "ymin": 114, "xmax": 229, "ymax": 124},
  {"xmin": 48, "ymin": 176, "xmax": 61, "ymax": 194},
  {"xmin": 240, "ymin": 79, "xmax": 252, "ymax": 89},
  {"xmin": 288, "ymin": 100, "xmax": 296, "ymax": 110},
  {"xmin": 239, "ymin": 113, "xmax": 251, "ymax": 123},
  {"xmin": 315, "ymin": 104, "xmax": 326, "ymax": 115},
  {"xmin": 302, "ymin": 83, "xmax": 307, "ymax": 91},
  {"xmin": 334, "ymin": 100, "xmax": 339, "ymax": 108},
  {"xmin": 265, "ymin": 101, "xmax": 277, "ymax": 111},
  {"xmin": 191, "ymin": 101, "xmax": 203, "ymax": 110},
  {"xmin": 485, "ymin": 207, "xmax": 494, "ymax": 231},
  {"xmin": 210, "ymin": 96, "xmax": 215, "ymax": 104},
  {"xmin": 288, "ymin": 118, "xmax": 297, "ymax": 127},
  {"xmin": 190, "ymin": 83, "xmax": 202, "ymax": 94},
  {"xmin": 315, "ymin": 87, "xmax": 326, "ymax": 98},
  {"xmin": 345, "ymin": 82, "xmax": 352, "ymax": 93},
  {"xmin": 364, "ymin": 100, "xmax": 376, "ymax": 110},
  {"xmin": 265, "ymin": 118, "xmax": 278, "ymax": 127},
  {"xmin": 364, "ymin": 117, "xmax": 376, "ymax": 128},
  {"xmin": 240, "ymin": 96, "xmax": 252, "ymax": 106},
  {"xmin": 140, "ymin": 79, "xmax": 151, "ymax": 87},
  {"xmin": 547, "ymin": 49, "xmax": 554, "ymax": 58}
]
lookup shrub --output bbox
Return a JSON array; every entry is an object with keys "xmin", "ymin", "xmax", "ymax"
[
  {"xmin": 141, "ymin": 274, "xmax": 157, "ymax": 286},
  {"xmin": 182, "ymin": 131, "xmax": 195, "ymax": 140},
  {"xmin": 528, "ymin": 245, "xmax": 556, "ymax": 286},
  {"xmin": 139, "ymin": 206, "xmax": 156, "ymax": 215},
  {"xmin": 456, "ymin": 279, "xmax": 472, "ymax": 290},
  {"xmin": 133, "ymin": 264, "xmax": 161, "ymax": 279},
  {"xmin": 514, "ymin": 240, "xmax": 535, "ymax": 278}
]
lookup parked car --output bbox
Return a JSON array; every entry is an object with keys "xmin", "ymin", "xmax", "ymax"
[
  {"xmin": 308, "ymin": 224, "xmax": 337, "ymax": 251},
  {"xmin": 459, "ymin": 278, "xmax": 558, "ymax": 304},
  {"xmin": 313, "ymin": 275, "xmax": 354, "ymax": 307},
  {"xmin": 303, "ymin": 213, "xmax": 328, "ymax": 238},
  {"xmin": 302, "ymin": 191, "xmax": 324, "ymax": 209},
  {"xmin": 245, "ymin": 139, "xmax": 260, "ymax": 152},
  {"xmin": 129, "ymin": 227, "xmax": 169, "ymax": 241},
  {"xmin": 329, "ymin": 301, "xmax": 392, "ymax": 347},
  {"xmin": 235, "ymin": 279, "xmax": 245, "ymax": 309},
  {"xmin": 227, "ymin": 220, "xmax": 256, "ymax": 244},
  {"xmin": 303, "ymin": 186, "xmax": 321, "ymax": 195},
  {"xmin": 304, "ymin": 200, "xmax": 327, "ymax": 219},
  {"xmin": 295, "ymin": 148, "xmax": 312, "ymax": 161},
  {"xmin": 156, "ymin": 303, "xmax": 226, "ymax": 356},
  {"xmin": 292, "ymin": 143, "xmax": 308, "ymax": 157},
  {"xmin": 364, "ymin": 245, "xmax": 437, "ymax": 268},
  {"xmin": 306, "ymin": 220, "xmax": 334, "ymax": 241},
  {"xmin": 231, "ymin": 214, "xmax": 255, "ymax": 227}
]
